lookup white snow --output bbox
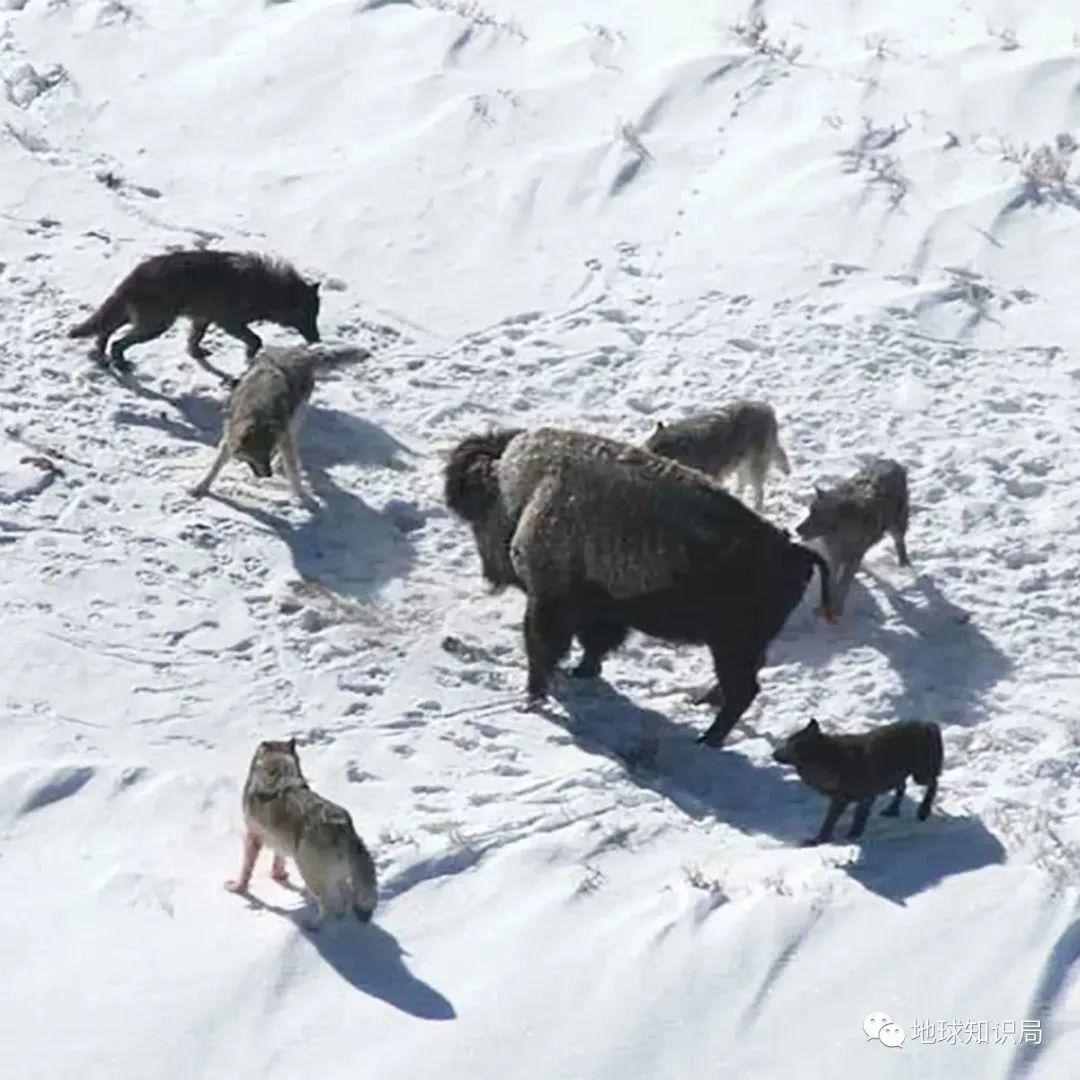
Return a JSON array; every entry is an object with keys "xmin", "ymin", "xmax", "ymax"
[{"xmin": 3, "ymin": 0, "xmax": 1080, "ymax": 1076}]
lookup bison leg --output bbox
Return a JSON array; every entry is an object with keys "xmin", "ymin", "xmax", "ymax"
[
  {"xmin": 881, "ymin": 780, "xmax": 905, "ymax": 817},
  {"xmin": 698, "ymin": 648, "xmax": 763, "ymax": 747},
  {"xmin": 572, "ymin": 619, "xmax": 628, "ymax": 679},
  {"xmin": 523, "ymin": 595, "xmax": 575, "ymax": 700},
  {"xmin": 916, "ymin": 776, "xmax": 938, "ymax": 821}
]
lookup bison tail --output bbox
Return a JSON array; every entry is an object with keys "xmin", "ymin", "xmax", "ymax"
[
  {"xmin": 927, "ymin": 721, "xmax": 944, "ymax": 778},
  {"xmin": 444, "ymin": 428, "xmax": 523, "ymax": 522}
]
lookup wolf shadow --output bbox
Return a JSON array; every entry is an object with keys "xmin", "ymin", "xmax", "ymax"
[
  {"xmin": 841, "ymin": 817, "xmax": 1006, "ymax": 905},
  {"xmin": 541, "ymin": 665, "xmax": 1003, "ymax": 904},
  {"xmin": 112, "ymin": 370, "xmax": 416, "ymax": 473},
  {"xmin": 794, "ymin": 566, "xmax": 1012, "ymax": 728},
  {"xmin": 236, "ymin": 890, "xmax": 455, "ymax": 1020},
  {"xmin": 134, "ymin": 394, "xmax": 421, "ymax": 601},
  {"xmin": 207, "ymin": 458, "xmax": 417, "ymax": 604}
]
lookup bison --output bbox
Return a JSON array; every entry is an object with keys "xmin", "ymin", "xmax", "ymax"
[{"xmin": 444, "ymin": 427, "xmax": 833, "ymax": 747}]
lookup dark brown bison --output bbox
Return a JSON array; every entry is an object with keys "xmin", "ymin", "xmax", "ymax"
[{"xmin": 444, "ymin": 427, "xmax": 833, "ymax": 747}]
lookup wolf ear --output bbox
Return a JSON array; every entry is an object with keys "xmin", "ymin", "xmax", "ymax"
[
  {"xmin": 806, "ymin": 717, "xmax": 821, "ymax": 732},
  {"xmin": 813, "ymin": 485, "xmax": 825, "ymax": 499}
]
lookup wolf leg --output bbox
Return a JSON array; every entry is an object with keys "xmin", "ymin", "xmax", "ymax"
[
  {"xmin": 523, "ymin": 594, "xmax": 574, "ymax": 700},
  {"xmin": 805, "ymin": 797, "xmax": 848, "ymax": 845},
  {"xmin": 110, "ymin": 317, "xmax": 173, "ymax": 371},
  {"xmin": 572, "ymin": 619, "xmax": 628, "ymax": 678},
  {"xmin": 890, "ymin": 527, "xmax": 911, "ymax": 568},
  {"xmin": 881, "ymin": 780, "xmax": 905, "ymax": 816},
  {"xmin": 847, "ymin": 797, "xmax": 874, "ymax": 838},
  {"xmin": 916, "ymin": 776, "xmax": 937, "ymax": 821},
  {"xmin": 772, "ymin": 441, "xmax": 792, "ymax": 476},
  {"xmin": 224, "ymin": 831, "xmax": 262, "ymax": 893},
  {"xmin": 278, "ymin": 427, "xmax": 318, "ymax": 509},
  {"xmin": 185, "ymin": 319, "xmax": 237, "ymax": 384},
  {"xmin": 827, "ymin": 561, "xmax": 858, "ymax": 618},
  {"xmin": 219, "ymin": 321, "xmax": 263, "ymax": 359},
  {"xmin": 189, "ymin": 440, "xmax": 232, "ymax": 498},
  {"xmin": 187, "ymin": 319, "xmax": 211, "ymax": 359},
  {"xmin": 748, "ymin": 457, "xmax": 768, "ymax": 512},
  {"xmin": 270, "ymin": 854, "xmax": 290, "ymax": 883}
]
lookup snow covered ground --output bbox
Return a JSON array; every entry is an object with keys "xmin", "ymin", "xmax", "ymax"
[{"xmin": 2, "ymin": 0, "xmax": 1080, "ymax": 1076}]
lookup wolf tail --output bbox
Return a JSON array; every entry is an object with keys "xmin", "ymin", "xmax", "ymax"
[
  {"xmin": 349, "ymin": 835, "xmax": 378, "ymax": 923},
  {"xmin": 808, "ymin": 550, "xmax": 834, "ymax": 621},
  {"xmin": 68, "ymin": 286, "xmax": 129, "ymax": 339},
  {"xmin": 444, "ymin": 428, "xmax": 523, "ymax": 523}
]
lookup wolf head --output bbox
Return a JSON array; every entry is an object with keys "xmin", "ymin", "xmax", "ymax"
[
  {"xmin": 795, "ymin": 485, "xmax": 848, "ymax": 541},
  {"xmin": 771, "ymin": 717, "xmax": 826, "ymax": 766},
  {"xmin": 289, "ymin": 281, "xmax": 321, "ymax": 344},
  {"xmin": 235, "ymin": 420, "xmax": 278, "ymax": 478},
  {"xmin": 248, "ymin": 737, "xmax": 304, "ymax": 791},
  {"xmin": 444, "ymin": 429, "xmax": 525, "ymax": 589}
]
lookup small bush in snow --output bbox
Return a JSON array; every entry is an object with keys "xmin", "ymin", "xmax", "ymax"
[
  {"xmin": 999, "ymin": 134, "xmax": 1079, "ymax": 204},
  {"xmin": 426, "ymin": 0, "xmax": 526, "ymax": 42},
  {"xmin": 730, "ymin": 12, "xmax": 802, "ymax": 64}
]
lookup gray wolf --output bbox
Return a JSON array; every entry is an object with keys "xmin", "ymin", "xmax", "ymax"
[
  {"xmin": 772, "ymin": 717, "xmax": 943, "ymax": 844},
  {"xmin": 444, "ymin": 426, "xmax": 833, "ymax": 747},
  {"xmin": 794, "ymin": 457, "xmax": 910, "ymax": 617},
  {"xmin": 189, "ymin": 345, "xmax": 318, "ymax": 506},
  {"xmin": 644, "ymin": 399, "xmax": 791, "ymax": 511},
  {"xmin": 225, "ymin": 738, "xmax": 378, "ymax": 929},
  {"xmin": 68, "ymin": 249, "xmax": 321, "ymax": 379}
]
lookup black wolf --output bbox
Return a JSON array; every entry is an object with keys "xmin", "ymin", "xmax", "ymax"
[
  {"xmin": 772, "ymin": 717, "xmax": 943, "ymax": 844},
  {"xmin": 444, "ymin": 426, "xmax": 833, "ymax": 747},
  {"xmin": 68, "ymin": 249, "xmax": 321, "ymax": 379},
  {"xmin": 795, "ymin": 457, "xmax": 910, "ymax": 617}
]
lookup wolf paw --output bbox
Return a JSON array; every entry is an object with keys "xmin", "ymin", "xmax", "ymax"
[
  {"xmin": 223, "ymin": 879, "xmax": 249, "ymax": 894},
  {"xmin": 111, "ymin": 356, "xmax": 135, "ymax": 374},
  {"xmin": 814, "ymin": 605, "xmax": 839, "ymax": 624},
  {"xmin": 800, "ymin": 836, "xmax": 824, "ymax": 848},
  {"xmin": 187, "ymin": 485, "xmax": 208, "ymax": 499}
]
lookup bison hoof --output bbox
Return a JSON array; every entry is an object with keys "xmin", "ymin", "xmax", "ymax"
[
  {"xmin": 690, "ymin": 683, "xmax": 724, "ymax": 707},
  {"xmin": 697, "ymin": 728, "xmax": 729, "ymax": 748},
  {"xmin": 570, "ymin": 660, "xmax": 600, "ymax": 679},
  {"xmin": 522, "ymin": 685, "xmax": 548, "ymax": 710}
]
